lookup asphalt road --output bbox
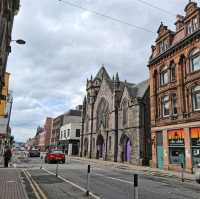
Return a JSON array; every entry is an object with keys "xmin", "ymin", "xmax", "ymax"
[{"xmin": 15, "ymin": 155, "xmax": 200, "ymax": 199}]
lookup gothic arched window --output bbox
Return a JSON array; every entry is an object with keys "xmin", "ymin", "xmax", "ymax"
[
  {"xmin": 122, "ymin": 99, "xmax": 128, "ymax": 126},
  {"xmin": 96, "ymin": 98, "xmax": 109, "ymax": 131}
]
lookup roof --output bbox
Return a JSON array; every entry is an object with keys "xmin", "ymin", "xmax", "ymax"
[
  {"xmin": 64, "ymin": 109, "xmax": 81, "ymax": 117},
  {"xmin": 95, "ymin": 66, "xmax": 111, "ymax": 81},
  {"xmin": 126, "ymin": 79, "xmax": 149, "ymax": 98}
]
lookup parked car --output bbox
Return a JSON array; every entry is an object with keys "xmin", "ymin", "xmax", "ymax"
[
  {"xmin": 28, "ymin": 149, "xmax": 40, "ymax": 157},
  {"xmin": 195, "ymin": 163, "xmax": 200, "ymax": 184},
  {"xmin": 45, "ymin": 150, "xmax": 65, "ymax": 164}
]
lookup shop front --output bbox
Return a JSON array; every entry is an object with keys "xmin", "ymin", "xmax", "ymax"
[
  {"xmin": 191, "ymin": 128, "xmax": 200, "ymax": 168},
  {"xmin": 168, "ymin": 129, "xmax": 185, "ymax": 167}
]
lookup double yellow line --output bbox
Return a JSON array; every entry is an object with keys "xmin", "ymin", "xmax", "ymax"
[{"xmin": 23, "ymin": 169, "xmax": 47, "ymax": 199}]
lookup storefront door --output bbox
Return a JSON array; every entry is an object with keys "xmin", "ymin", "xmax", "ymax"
[
  {"xmin": 157, "ymin": 131, "xmax": 163, "ymax": 169},
  {"xmin": 191, "ymin": 128, "xmax": 200, "ymax": 168}
]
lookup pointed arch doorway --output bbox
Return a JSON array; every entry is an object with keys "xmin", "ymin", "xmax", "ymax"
[
  {"xmin": 96, "ymin": 134, "xmax": 104, "ymax": 159},
  {"xmin": 120, "ymin": 134, "xmax": 131, "ymax": 162}
]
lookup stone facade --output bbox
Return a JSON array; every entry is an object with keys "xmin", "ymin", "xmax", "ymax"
[
  {"xmin": 0, "ymin": 0, "xmax": 20, "ymax": 94},
  {"xmin": 80, "ymin": 66, "xmax": 151, "ymax": 165},
  {"xmin": 149, "ymin": 1, "xmax": 200, "ymax": 172}
]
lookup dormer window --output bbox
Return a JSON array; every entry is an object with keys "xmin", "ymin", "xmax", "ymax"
[
  {"xmin": 190, "ymin": 48, "xmax": 200, "ymax": 72},
  {"xmin": 159, "ymin": 39, "xmax": 169, "ymax": 54},
  {"xmin": 187, "ymin": 17, "xmax": 199, "ymax": 35}
]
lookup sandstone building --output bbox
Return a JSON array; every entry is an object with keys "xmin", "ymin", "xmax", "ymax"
[
  {"xmin": 80, "ymin": 66, "xmax": 150, "ymax": 165},
  {"xmin": 149, "ymin": 1, "xmax": 200, "ymax": 172}
]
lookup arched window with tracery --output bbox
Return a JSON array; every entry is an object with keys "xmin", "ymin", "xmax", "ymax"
[
  {"xmin": 122, "ymin": 99, "xmax": 128, "ymax": 126},
  {"xmin": 96, "ymin": 98, "xmax": 109, "ymax": 131},
  {"xmin": 189, "ymin": 48, "xmax": 200, "ymax": 72}
]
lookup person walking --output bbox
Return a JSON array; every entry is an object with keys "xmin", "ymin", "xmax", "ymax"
[{"xmin": 4, "ymin": 146, "xmax": 12, "ymax": 168}]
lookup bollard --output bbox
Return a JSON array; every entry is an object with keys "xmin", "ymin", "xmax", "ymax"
[
  {"xmin": 56, "ymin": 163, "xmax": 59, "ymax": 177},
  {"xmin": 40, "ymin": 155, "xmax": 43, "ymax": 169},
  {"xmin": 86, "ymin": 165, "xmax": 91, "ymax": 196},
  {"xmin": 181, "ymin": 163, "xmax": 184, "ymax": 182},
  {"xmin": 133, "ymin": 174, "xmax": 138, "ymax": 199}
]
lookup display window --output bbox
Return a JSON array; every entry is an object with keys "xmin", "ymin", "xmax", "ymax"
[
  {"xmin": 191, "ymin": 128, "xmax": 200, "ymax": 167},
  {"xmin": 168, "ymin": 129, "xmax": 185, "ymax": 165}
]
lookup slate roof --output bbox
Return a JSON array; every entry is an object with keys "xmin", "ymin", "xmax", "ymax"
[{"xmin": 64, "ymin": 109, "xmax": 81, "ymax": 117}]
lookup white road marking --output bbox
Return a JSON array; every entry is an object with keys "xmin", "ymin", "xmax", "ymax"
[{"xmin": 42, "ymin": 168, "xmax": 101, "ymax": 199}]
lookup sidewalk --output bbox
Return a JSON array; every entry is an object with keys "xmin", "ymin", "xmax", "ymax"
[
  {"xmin": 70, "ymin": 156, "xmax": 196, "ymax": 182},
  {"xmin": 0, "ymin": 155, "xmax": 28, "ymax": 199}
]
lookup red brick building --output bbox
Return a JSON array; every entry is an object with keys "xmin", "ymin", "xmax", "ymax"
[{"xmin": 149, "ymin": 1, "xmax": 200, "ymax": 172}]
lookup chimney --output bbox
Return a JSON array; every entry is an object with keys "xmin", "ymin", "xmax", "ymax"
[{"xmin": 175, "ymin": 15, "xmax": 184, "ymax": 32}]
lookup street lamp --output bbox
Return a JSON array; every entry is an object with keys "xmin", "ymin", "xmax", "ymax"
[{"xmin": 11, "ymin": 39, "xmax": 26, "ymax": 45}]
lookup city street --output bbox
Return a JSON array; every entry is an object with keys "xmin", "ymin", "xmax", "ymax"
[{"xmin": 13, "ymin": 154, "xmax": 200, "ymax": 199}]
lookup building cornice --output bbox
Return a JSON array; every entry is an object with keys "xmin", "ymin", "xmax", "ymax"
[{"xmin": 148, "ymin": 29, "xmax": 200, "ymax": 67}]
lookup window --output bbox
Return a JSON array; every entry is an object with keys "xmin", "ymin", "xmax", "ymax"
[
  {"xmin": 162, "ymin": 96, "xmax": 170, "ymax": 116},
  {"xmin": 64, "ymin": 130, "xmax": 66, "ymax": 138},
  {"xmin": 76, "ymin": 129, "xmax": 80, "ymax": 137},
  {"xmin": 187, "ymin": 17, "xmax": 199, "ymax": 35},
  {"xmin": 170, "ymin": 64, "xmax": 176, "ymax": 81},
  {"xmin": 67, "ymin": 129, "xmax": 70, "ymax": 137},
  {"xmin": 160, "ymin": 70, "xmax": 169, "ymax": 86},
  {"xmin": 190, "ymin": 48, "xmax": 200, "ymax": 72},
  {"xmin": 172, "ymin": 94, "xmax": 177, "ymax": 115},
  {"xmin": 192, "ymin": 85, "xmax": 200, "ymax": 111},
  {"xmin": 122, "ymin": 99, "xmax": 128, "ymax": 126},
  {"xmin": 159, "ymin": 39, "xmax": 169, "ymax": 53}
]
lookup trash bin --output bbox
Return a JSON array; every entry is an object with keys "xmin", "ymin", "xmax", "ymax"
[{"xmin": 195, "ymin": 163, "xmax": 200, "ymax": 184}]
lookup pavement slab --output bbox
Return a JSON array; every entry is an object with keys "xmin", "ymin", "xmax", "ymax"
[{"xmin": 0, "ymin": 168, "xmax": 28, "ymax": 199}]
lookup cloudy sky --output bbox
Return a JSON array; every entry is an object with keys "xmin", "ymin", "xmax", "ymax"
[{"xmin": 8, "ymin": 0, "xmax": 191, "ymax": 142}]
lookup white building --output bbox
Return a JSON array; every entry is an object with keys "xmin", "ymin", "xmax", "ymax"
[
  {"xmin": 59, "ymin": 109, "xmax": 82, "ymax": 155},
  {"xmin": 60, "ymin": 123, "xmax": 81, "ymax": 155}
]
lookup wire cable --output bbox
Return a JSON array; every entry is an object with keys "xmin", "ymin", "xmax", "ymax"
[
  {"xmin": 58, "ymin": 0, "xmax": 155, "ymax": 34},
  {"xmin": 134, "ymin": 0, "xmax": 176, "ymax": 16}
]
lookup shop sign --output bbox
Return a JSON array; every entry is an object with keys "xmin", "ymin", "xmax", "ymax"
[
  {"xmin": 191, "ymin": 128, "xmax": 200, "ymax": 146},
  {"xmin": 168, "ymin": 129, "xmax": 185, "ymax": 146}
]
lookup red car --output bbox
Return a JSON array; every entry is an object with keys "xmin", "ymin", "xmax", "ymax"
[{"xmin": 45, "ymin": 150, "xmax": 65, "ymax": 164}]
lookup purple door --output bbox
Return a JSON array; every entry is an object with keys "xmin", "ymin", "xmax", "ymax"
[{"xmin": 126, "ymin": 140, "xmax": 131, "ymax": 162}]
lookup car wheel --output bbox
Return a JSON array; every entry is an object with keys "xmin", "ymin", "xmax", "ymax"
[{"xmin": 62, "ymin": 160, "xmax": 65, "ymax": 164}]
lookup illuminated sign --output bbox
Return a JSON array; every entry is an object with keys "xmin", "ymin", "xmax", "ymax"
[
  {"xmin": 191, "ymin": 128, "xmax": 200, "ymax": 146},
  {"xmin": 168, "ymin": 129, "xmax": 185, "ymax": 146}
]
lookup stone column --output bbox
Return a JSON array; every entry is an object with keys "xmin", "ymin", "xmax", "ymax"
[
  {"xmin": 184, "ymin": 128, "xmax": 193, "ymax": 173},
  {"xmin": 163, "ymin": 130, "xmax": 169, "ymax": 170},
  {"xmin": 151, "ymin": 130, "xmax": 157, "ymax": 168}
]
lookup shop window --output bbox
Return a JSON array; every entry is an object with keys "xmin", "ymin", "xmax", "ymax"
[
  {"xmin": 160, "ymin": 70, "xmax": 169, "ymax": 86},
  {"xmin": 190, "ymin": 48, "xmax": 200, "ymax": 72},
  {"xmin": 192, "ymin": 85, "xmax": 200, "ymax": 111},
  {"xmin": 172, "ymin": 94, "xmax": 177, "ymax": 115},
  {"xmin": 191, "ymin": 128, "xmax": 200, "ymax": 167},
  {"xmin": 168, "ymin": 129, "xmax": 185, "ymax": 165},
  {"xmin": 76, "ymin": 129, "xmax": 80, "ymax": 137},
  {"xmin": 169, "ymin": 147, "xmax": 185, "ymax": 164},
  {"xmin": 162, "ymin": 95, "xmax": 170, "ymax": 116}
]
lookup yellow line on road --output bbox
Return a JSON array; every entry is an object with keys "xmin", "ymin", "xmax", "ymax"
[
  {"xmin": 23, "ymin": 169, "xmax": 41, "ymax": 199},
  {"xmin": 25, "ymin": 169, "xmax": 48, "ymax": 199}
]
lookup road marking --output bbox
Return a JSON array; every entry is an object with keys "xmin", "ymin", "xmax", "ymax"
[
  {"xmin": 23, "ymin": 169, "xmax": 41, "ymax": 199},
  {"xmin": 42, "ymin": 168, "xmax": 101, "ymax": 199},
  {"xmin": 26, "ymin": 170, "xmax": 48, "ymax": 199},
  {"xmin": 93, "ymin": 173, "xmax": 134, "ymax": 184}
]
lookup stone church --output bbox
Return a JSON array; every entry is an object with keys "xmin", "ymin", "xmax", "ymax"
[{"xmin": 80, "ymin": 66, "xmax": 151, "ymax": 165}]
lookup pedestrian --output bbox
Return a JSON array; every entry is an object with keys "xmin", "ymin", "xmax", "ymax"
[{"xmin": 4, "ymin": 146, "xmax": 12, "ymax": 168}]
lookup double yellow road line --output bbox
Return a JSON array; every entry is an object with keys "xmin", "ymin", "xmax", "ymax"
[{"xmin": 23, "ymin": 169, "xmax": 47, "ymax": 199}]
